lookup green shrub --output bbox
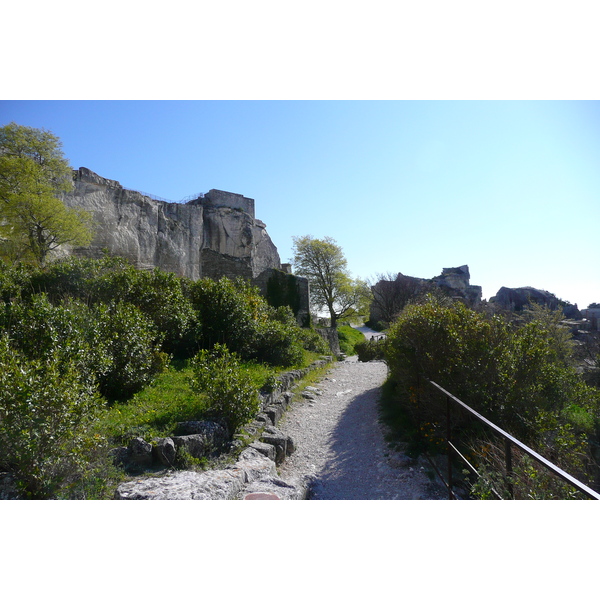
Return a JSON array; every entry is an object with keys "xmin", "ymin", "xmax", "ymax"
[
  {"xmin": 0, "ymin": 294, "xmax": 167, "ymax": 403},
  {"xmin": 0, "ymin": 294, "xmax": 106, "ymax": 386},
  {"xmin": 94, "ymin": 302, "xmax": 168, "ymax": 402},
  {"xmin": 187, "ymin": 277, "xmax": 263, "ymax": 357},
  {"xmin": 0, "ymin": 336, "xmax": 105, "ymax": 498},
  {"xmin": 297, "ymin": 327, "xmax": 330, "ymax": 355},
  {"xmin": 26, "ymin": 255, "xmax": 127, "ymax": 303},
  {"xmin": 25, "ymin": 257, "xmax": 198, "ymax": 357},
  {"xmin": 384, "ymin": 296, "xmax": 600, "ymax": 494},
  {"xmin": 190, "ymin": 343, "xmax": 260, "ymax": 433},
  {"xmin": 91, "ymin": 266, "xmax": 197, "ymax": 357},
  {"xmin": 356, "ymin": 338, "xmax": 386, "ymax": 362},
  {"xmin": 187, "ymin": 276, "xmax": 316, "ymax": 367},
  {"xmin": 253, "ymin": 320, "xmax": 305, "ymax": 367}
]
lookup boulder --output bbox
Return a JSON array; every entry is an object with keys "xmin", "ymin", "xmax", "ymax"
[
  {"xmin": 153, "ymin": 437, "xmax": 177, "ymax": 467},
  {"xmin": 249, "ymin": 441, "xmax": 277, "ymax": 462},
  {"xmin": 172, "ymin": 433, "xmax": 224, "ymax": 460},
  {"xmin": 260, "ymin": 426, "xmax": 295, "ymax": 465},
  {"xmin": 173, "ymin": 420, "xmax": 229, "ymax": 450},
  {"xmin": 127, "ymin": 437, "xmax": 153, "ymax": 468}
]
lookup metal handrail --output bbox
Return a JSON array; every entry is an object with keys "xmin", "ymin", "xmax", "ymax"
[{"xmin": 428, "ymin": 380, "xmax": 600, "ymax": 500}]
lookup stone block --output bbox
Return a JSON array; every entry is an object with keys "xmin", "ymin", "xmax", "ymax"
[
  {"xmin": 249, "ymin": 441, "xmax": 276, "ymax": 462},
  {"xmin": 128, "ymin": 437, "xmax": 153, "ymax": 468},
  {"xmin": 153, "ymin": 437, "xmax": 176, "ymax": 467}
]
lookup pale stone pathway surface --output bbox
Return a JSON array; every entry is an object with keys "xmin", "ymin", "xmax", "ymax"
[{"xmin": 276, "ymin": 352, "xmax": 447, "ymax": 500}]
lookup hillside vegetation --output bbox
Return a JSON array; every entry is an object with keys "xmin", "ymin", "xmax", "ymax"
[
  {"xmin": 0, "ymin": 256, "xmax": 330, "ymax": 498},
  {"xmin": 382, "ymin": 295, "xmax": 600, "ymax": 499}
]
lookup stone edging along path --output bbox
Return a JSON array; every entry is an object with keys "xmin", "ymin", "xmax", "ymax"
[
  {"xmin": 114, "ymin": 357, "xmax": 334, "ymax": 500},
  {"xmin": 115, "ymin": 351, "xmax": 447, "ymax": 500}
]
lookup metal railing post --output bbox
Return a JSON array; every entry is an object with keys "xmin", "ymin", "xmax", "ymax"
[
  {"xmin": 505, "ymin": 438, "xmax": 514, "ymax": 499},
  {"xmin": 447, "ymin": 395, "xmax": 453, "ymax": 499}
]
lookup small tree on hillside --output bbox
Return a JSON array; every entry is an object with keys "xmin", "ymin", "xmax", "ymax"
[
  {"xmin": 0, "ymin": 122, "xmax": 93, "ymax": 265},
  {"xmin": 292, "ymin": 235, "xmax": 366, "ymax": 328}
]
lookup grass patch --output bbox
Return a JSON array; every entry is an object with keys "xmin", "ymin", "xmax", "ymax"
[
  {"xmin": 94, "ymin": 359, "xmax": 206, "ymax": 445},
  {"xmin": 95, "ymin": 349, "xmax": 326, "ymax": 447},
  {"xmin": 337, "ymin": 325, "xmax": 366, "ymax": 355}
]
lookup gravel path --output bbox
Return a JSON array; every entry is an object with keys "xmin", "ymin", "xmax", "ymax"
[{"xmin": 276, "ymin": 354, "xmax": 447, "ymax": 500}]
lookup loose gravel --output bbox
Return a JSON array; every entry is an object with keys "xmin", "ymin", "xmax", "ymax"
[{"xmin": 276, "ymin": 355, "xmax": 447, "ymax": 500}]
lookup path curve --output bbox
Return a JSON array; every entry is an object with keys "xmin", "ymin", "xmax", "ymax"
[{"xmin": 276, "ymin": 355, "xmax": 446, "ymax": 500}]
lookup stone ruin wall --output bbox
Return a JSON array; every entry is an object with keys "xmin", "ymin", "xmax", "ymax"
[{"xmin": 60, "ymin": 167, "xmax": 310, "ymax": 324}]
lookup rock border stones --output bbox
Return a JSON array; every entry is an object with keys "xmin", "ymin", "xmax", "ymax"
[{"xmin": 114, "ymin": 357, "xmax": 332, "ymax": 500}]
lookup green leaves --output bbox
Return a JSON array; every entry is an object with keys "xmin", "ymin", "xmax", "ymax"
[
  {"xmin": 0, "ymin": 336, "xmax": 104, "ymax": 498},
  {"xmin": 386, "ymin": 297, "xmax": 600, "ymax": 442},
  {"xmin": 190, "ymin": 343, "xmax": 260, "ymax": 432},
  {"xmin": 292, "ymin": 235, "xmax": 364, "ymax": 326},
  {"xmin": 0, "ymin": 123, "xmax": 92, "ymax": 265}
]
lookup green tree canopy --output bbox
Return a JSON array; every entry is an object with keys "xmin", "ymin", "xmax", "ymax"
[
  {"xmin": 291, "ymin": 235, "xmax": 366, "ymax": 328},
  {"xmin": 0, "ymin": 122, "xmax": 92, "ymax": 265}
]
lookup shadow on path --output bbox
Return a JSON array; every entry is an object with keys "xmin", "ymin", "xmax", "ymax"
[{"xmin": 309, "ymin": 385, "xmax": 400, "ymax": 500}]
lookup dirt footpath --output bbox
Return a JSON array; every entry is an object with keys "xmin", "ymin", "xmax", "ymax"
[{"xmin": 276, "ymin": 355, "xmax": 447, "ymax": 500}]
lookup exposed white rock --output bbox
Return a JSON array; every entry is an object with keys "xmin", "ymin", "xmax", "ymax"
[{"xmin": 61, "ymin": 168, "xmax": 281, "ymax": 281}]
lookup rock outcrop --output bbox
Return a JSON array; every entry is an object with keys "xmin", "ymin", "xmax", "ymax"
[
  {"xmin": 60, "ymin": 167, "xmax": 281, "ymax": 281},
  {"xmin": 369, "ymin": 264, "xmax": 482, "ymax": 325},
  {"xmin": 490, "ymin": 286, "xmax": 581, "ymax": 318},
  {"xmin": 432, "ymin": 265, "xmax": 482, "ymax": 306},
  {"xmin": 114, "ymin": 446, "xmax": 280, "ymax": 500}
]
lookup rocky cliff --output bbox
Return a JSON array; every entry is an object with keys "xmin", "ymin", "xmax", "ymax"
[
  {"xmin": 60, "ymin": 168, "xmax": 282, "ymax": 281},
  {"xmin": 490, "ymin": 286, "xmax": 581, "ymax": 318}
]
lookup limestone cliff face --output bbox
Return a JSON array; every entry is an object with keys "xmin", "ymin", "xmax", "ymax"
[{"xmin": 60, "ymin": 168, "xmax": 281, "ymax": 280}]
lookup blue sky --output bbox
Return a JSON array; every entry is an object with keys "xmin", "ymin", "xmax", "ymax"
[{"xmin": 1, "ymin": 100, "xmax": 599, "ymax": 308}]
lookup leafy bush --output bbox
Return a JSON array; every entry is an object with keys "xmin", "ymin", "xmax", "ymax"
[
  {"xmin": 26, "ymin": 254, "xmax": 127, "ymax": 303},
  {"xmin": 0, "ymin": 293, "xmax": 106, "ymax": 387},
  {"xmin": 356, "ymin": 338, "xmax": 386, "ymax": 362},
  {"xmin": 190, "ymin": 343, "xmax": 260, "ymax": 432},
  {"xmin": 187, "ymin": 276, "xmax": 320, "ymax": 367},
  {"xmin": 187, "ymin": 277, "xmax": 263, "ymax": 357},
  {"xmin": 0, "ymin": 336, "xmax": 105, "ymax": 498},
  {"xmin": 384, "ymin": 296, "xmax": 600, "ymax": 495},
  {"xmin": 90, "ymin": 265, "xmax": 197, "ymax": 356},
  {"xmin": 24, "ymin": 257, "xmax": 198, "ymax": 357},
  {"xmin": 0, "ymin": 294, "xmax": 167, "ymax": 402},
  {"xmin": 94, "ymin": 302, "xmax": 168, "ymax": 402},
  {"xmin": 253, "ymin": 320, "xmax": 305, "ymax": 367},
  {"xmin": 296, "ymin": 327, "xmax": 330, "ymax": 355}
]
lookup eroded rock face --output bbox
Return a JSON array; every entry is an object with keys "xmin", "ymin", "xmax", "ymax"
[
  {"xmin": 60, "ymin": 168, "xmax": 281, "ymax": 281},
  {"xmin": 491, "ymin": 286, "xmax": 581, "ymax": 317},
  {"xmin": 432, "ymin": 265, "xmax": 482, "ymax": 306}
]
